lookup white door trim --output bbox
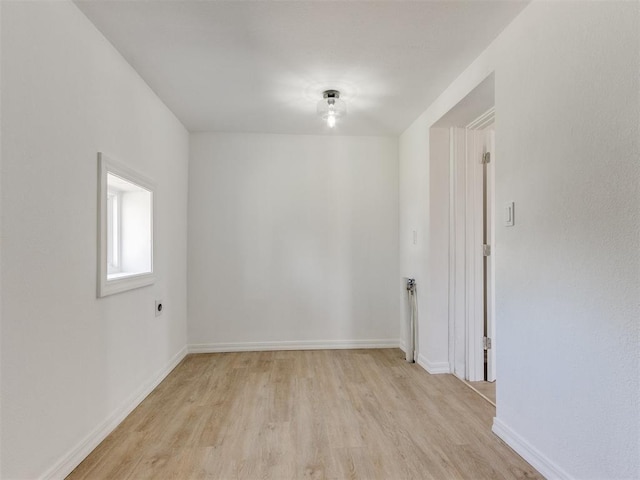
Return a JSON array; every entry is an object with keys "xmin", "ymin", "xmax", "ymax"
[
  {"xmin": 447, "ymin": 108, "xmax": 495, "ymax": 382},
  {"xmin": 447, "ymin": 128, "xmax": 456, "ymax": 374}
]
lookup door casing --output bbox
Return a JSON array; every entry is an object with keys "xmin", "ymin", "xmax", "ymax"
[{"xmin": 448, "ymin": 108, "xmax": 495, "ymax": 382}]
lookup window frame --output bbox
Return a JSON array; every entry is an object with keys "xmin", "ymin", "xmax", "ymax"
[
  {"xmin": 97, "ymin": 152, "xmax": 155, "ymax": 297},
  {"xmin": 106, "ymin": 189, "xmax": 121, "ymax": 274}
]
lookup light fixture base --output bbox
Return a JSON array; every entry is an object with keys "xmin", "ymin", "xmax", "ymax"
[{"xmin": 323, "ymin": 90, "xmax": 341, "ymax": 99}]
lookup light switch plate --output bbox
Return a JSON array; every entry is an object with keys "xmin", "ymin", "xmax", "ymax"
[{"xmin": 504, "ymin": 202, "xmax": 515, "ymax": 227}]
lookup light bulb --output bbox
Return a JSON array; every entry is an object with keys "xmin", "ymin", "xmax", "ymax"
[{"xmin": 327, "ymin": 112, "xmax": 336, "ymax": 128}]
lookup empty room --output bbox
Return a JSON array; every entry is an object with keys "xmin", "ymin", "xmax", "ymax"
[{"xmin": 1, "ymin": 1, "xmax": 638, "ymax": 479}]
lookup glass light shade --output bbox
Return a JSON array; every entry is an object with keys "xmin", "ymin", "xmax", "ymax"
[{"xmin": 317, "ymin": 97, "xmax": 347, "ymax": 120}]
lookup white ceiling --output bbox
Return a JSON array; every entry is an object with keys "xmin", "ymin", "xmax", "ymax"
[
  {"xmin": 75, "ymin": 1, "xmax": 528, "ymax": 136},
  {"xmin": 433, "ymin": 73, "xmax": 494, "ymax": 128}
]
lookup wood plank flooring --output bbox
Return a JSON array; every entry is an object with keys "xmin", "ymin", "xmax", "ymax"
[
  {"xmin": 67, "ymin": 349, "xmax": 540, "ymax": 479},
  {"xmin": 466, "ymin": 381, "xmax": 497, "ymax": 406}
]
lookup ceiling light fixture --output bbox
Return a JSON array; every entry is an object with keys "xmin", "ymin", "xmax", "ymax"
[{"xmin": 317, "ymin": 90, "xmax": 346, "ymax": 128}]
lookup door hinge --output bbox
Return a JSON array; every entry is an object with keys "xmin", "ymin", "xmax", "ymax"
[
  {"xmin": 481, "ymin": 152, "xmax": 491, "ymax": 164},
  {"xmin": 483, "ymin": 336, "xmax": 492, "ymax": 350},
  {"xmin": 482, "ymin": 244, "xmax": 491, "ymax": 256}
]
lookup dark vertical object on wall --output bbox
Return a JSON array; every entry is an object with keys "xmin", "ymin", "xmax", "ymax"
[
  {"xmin": 406, "ymin": 278, "xmax": 417, "ymax": 363},
  {"xmin": 482, "ymin": 151, "xmax": 489, "ymax": 380}
]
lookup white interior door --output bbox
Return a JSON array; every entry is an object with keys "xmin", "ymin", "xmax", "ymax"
[
  {"xmin": 448, "ymin": 114, "xmax": 496, "ymax": 383},
  {"xmin": 467, "ymin": 128, "xmax": 485, "ymax": 382},
  {"xmin": 451, "ymin": 127, "xmax": 467, "ymax": 379}
]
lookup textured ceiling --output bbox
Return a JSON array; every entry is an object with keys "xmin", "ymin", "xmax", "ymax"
[{"xmin": 75, "ymin": 1, "xmax": 528, "ymax": 135}]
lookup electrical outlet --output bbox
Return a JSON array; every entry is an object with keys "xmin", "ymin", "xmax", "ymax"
[{"xmin": 155, "ymin": 300, "xmax": 163, "ymax": 317}]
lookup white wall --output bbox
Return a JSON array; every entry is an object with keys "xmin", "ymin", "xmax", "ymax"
[
  {"xmin": 425, "ymin": 128, "xmax": 450, "ymax": 373},
  {"xmin": 399, "ymin": 1, "xmax": 639, "ymax": 479},
  {"xmin": 188, "ymin": 133, "xmax": 399, "ymax": 349},
  {"xmin": 0, "ymin": 2, "xmax": 3, "ymax": 476},
  {"xmin": 1, "ymin": 2, "xmax": 189, "ymax": 478},
  {"xmin": 398, "ymin": 121, "xmax": 431, "ymax": 366}
]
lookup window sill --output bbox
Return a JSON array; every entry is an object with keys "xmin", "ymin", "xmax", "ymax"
[
  {"xmin": 107, "ymin": 271, "xmax": 150, "ymax": 280},
  {"xmin": 98, "ymin": 271, "xmax": 155, "ymax": 297}
]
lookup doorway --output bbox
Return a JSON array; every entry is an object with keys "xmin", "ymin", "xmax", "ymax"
[
  {"xmin": 449, "ymin": 112, "xmax": 495, "ymax": 383},
  {"xmin": 449, "ymin": 111, "xmax": 496, "ymax": 404},
  {"xmin": 429, "ymin": 74, "xmax": 496, "ymax": 403}
]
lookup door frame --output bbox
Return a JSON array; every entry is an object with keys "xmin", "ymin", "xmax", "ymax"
[{"xmin": 448, "ymin": 108, "xmax": 495, "ymax": 382}]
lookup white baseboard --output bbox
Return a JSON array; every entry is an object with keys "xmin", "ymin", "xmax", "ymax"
[
  {"xmin": 188, "ymin": 339, "xmax": 400, "ymax": 354},
  {"xmin": 492, "ymin": 417, "xmax": 572, "ymax": 480},
  {"xmin": 416, "ymin": 353, "xmax": 451, "ymax": 374},
  {"xmin": 42, "ymin": 346, "xmax": 188, "ymax": 480},
  {"xmin": 398, "ymin": 341, "xmax": 418, "ymax": 362}
]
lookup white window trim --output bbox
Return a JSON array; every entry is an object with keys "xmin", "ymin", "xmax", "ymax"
[
  {"xmin": 106, "ymin": 190, "xmax": 121, "ymax": 274},
  {"xmin": 97, "ymin": 152, "xmax": 155, "ymax": 297}
]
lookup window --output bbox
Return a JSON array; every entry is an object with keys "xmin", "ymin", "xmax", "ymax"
[{"xmin": 97, "ymin": 153, "xmax": 154, "ymax": 297}]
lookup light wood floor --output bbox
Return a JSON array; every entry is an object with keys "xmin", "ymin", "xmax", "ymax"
[
  {"xmin": 67, "ymin": 349, "xmax": 540, "ymax": 479},
  {"xmin": 466, "ymin": 381, "xmax": 496, "ymax": 405}
]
